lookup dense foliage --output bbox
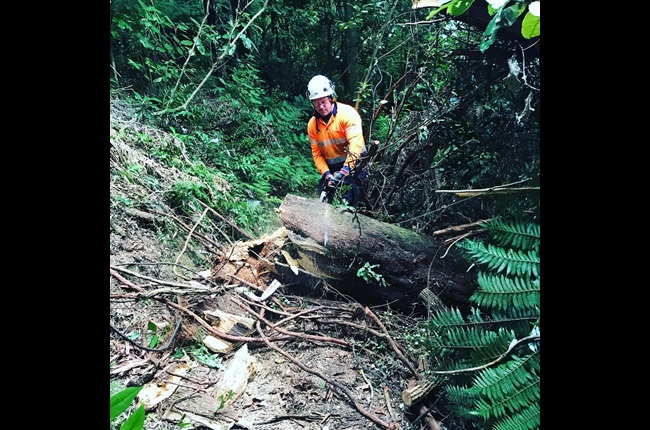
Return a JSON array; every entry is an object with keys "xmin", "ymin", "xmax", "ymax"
[{"xmin": 110, "ymin": 0, "xmax": 540, "ymax": 235}]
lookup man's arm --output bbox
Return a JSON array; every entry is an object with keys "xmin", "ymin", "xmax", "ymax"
[
  {"xmin": 343, "ymin": 109, "xmax": 366, "ymax": 171},
  {"xmin": 308, "ymin": 118, "xmax": 330, "ymax": 175}
]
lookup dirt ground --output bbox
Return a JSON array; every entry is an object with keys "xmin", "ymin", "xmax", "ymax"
[
  {"xmin": 109, "ymin": 218, "xmax": 433, "ymax": 430},
  {"xmin": 109, "ymin": 102, "xmax": 462, "ymax": 430}
]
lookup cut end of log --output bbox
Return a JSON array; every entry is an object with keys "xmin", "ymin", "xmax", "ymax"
[{"xmin": 401, "ymin": 379, "xmax": 436, "ymax": 407}]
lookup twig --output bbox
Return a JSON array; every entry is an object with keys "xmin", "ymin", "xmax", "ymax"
[
  {"xmin": 229, "ymin": 274, "xmax": 265, "ymax": 291},
  {"xmin": 412, "ymin": 403, "xmax": 442, "ymax": 430},
  {"xmin": 255, "ymin": 413, "xmax": 332, "ymax": 424},
  {"xmin": 432, "ymin": 219, "xmax": 490, "ymax": 236},
  {"xmin": 110, "ymin": 317, "xmax": 183, "ymax": 352},
  {"xmin": 110, "ymin": 265, "xmax": 199, "ymax": 289},
  {"xmin": 314, "ymin": 318, "xmax": 385, "ymax": 338},
  {"xmin": 429, "ymin": 334, "xmax": 540, "ymax": 375},
  {"xmin": 166, "ymin": 391, "xmax": 202, "ymax": 414},
  {"xmin": 271, "ymin": 306, "xmax": 322, "ymax": 328},
  {"xmin": 165, "ymin": 369, "xmax": 219, "ymax": 386},
  {"xmin": 174, "ymin": 207, "xmax": 209, "ymax": 279},
  {"xmin": 442, "ymin": 230, "xmax": 482, "ymax": 246},
  {"xmin": 110, "ymin": 358, "xmax": 150, "ymax": 375},
  {"xmin": 449, "ymin": 187, "xmax": 539, "ymax": 197},
  {"xmin": 435, "ymin": 179, "xmax": 538, "ymax": 196},
  {"xmin": 109, "ymin": 285, "xmax": 211, "ymax": 299},
  {"xmin": 363, "ymin": 307, "xmax": 420, "ymax": 380},
  {"xmin": 161, "ymin": 299, "xmax": 289, "ymax": 344},
  {"xmin": 110, "ymin": 268, "xmax": 145, "ymax": 292},
  {"xmin": 384, "ymin": 385, "xmax": 398, "ymax": 422},
  {"xmin": 359, "ymin": 363, "xmax": 374, "ymax": 408},
  {"xmin": 128, "ymin": 262, "xmax": 217, "ymax": 282},
  {"xmin": 441, "ymin": 232, "xmax": 471, "ymax": 258},
  {"xmin": 439, "ymin": 178, "xmax": 530, "ymax": 191},
  {"xmin": 197, "ymin": 200, "xmax": 255, "ymax": 241},
  {"xmin": 233, "ymin": 298, "xmax": 351, "ymax": 348},
  {"xmin": 163, "ymin": 380, "xmax": 211, "ymax": 393},
  {"xmin": 253, "ymin": 320, "xmax": 399, "ymax": 430},
  {"xmin": 150, "ymin": 208, "xmax": 225, "ymax": 254}
]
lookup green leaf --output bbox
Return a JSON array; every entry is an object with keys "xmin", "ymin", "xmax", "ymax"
[
  {"xmin": 448, "ymin": 0, "xmax": 475, "ymax": 17},
  {"xmin": 192, "ymin": 36, "xmax": 205, "ymax": 55},
  {"xmin": 521, "ymin": 11, "xmax": 540, "ymax": 39},
  {"xmin": 139, "ymin": 37, "xmax": 154, "ymax": 50},
  {"xmin": 120, "ymin": 404, "xmax": 145, "ymax": 430},
  {"xmin": 149, "ymin": 334, "xmax": 159, "ymax": 348},
  {"xmin": 110, "ymin": 386, "xmax": 143, "ymax": 421},
  {"xmin": 425, "ymin": 0, "xmax": 456, "ymax": 20},
  {"xmin": 479, "ymin": 3, "xmax": 526, "ymax": 52}
]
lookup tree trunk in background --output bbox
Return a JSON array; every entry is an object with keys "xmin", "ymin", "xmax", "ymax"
[
  {"xmin": 342, "ymin": 0, "xmax": 359, "ymax": 100},
  {"xmin": 276, "ymin": 194, "xmax": 476, "ymax": 314}
]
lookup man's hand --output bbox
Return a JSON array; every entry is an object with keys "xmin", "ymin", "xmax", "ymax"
[{"xmin": 327, "ymin": 166, "xmax": 349, "ymax": 188}]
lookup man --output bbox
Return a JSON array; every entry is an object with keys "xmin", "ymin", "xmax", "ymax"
[{"xmin": 306, "ymin": 75, "xmax": 368, "ymax": 206}]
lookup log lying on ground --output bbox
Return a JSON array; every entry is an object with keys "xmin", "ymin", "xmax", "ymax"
[{"xmin": 276, "ymin": 194, "xmax": 476, "ymax": 313}]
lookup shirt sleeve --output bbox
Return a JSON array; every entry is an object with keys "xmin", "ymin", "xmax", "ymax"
[
  {"xmin": 343, "ymin": 109, "xmax": 366, "ymax": 170},
  {"xmin": 308, "ymin": 118, "xmax": 330, "ymax": 175}
]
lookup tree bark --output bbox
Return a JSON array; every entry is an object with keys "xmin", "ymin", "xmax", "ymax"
[{"xmin": 276, "ymin": 194, "xmax": 476, "ymax": 313}]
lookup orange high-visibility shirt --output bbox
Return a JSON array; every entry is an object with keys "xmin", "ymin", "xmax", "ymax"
[{"xmin": 307, "ymin": 102, "xmax": 366, "ymax": 175}]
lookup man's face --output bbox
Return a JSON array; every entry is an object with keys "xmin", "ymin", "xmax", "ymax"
[{"xmin": 312, "ymin": 96, "xmax": 333, "ymax": 116}]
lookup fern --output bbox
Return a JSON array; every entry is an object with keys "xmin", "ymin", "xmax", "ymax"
[
  {"xmin": 479, "ymin": 218, "xmax": 540, "ymax": 252},
  {"xmin": 420, "ymin": 218, "xmax": 540, "ymax": 429},
  {"xmin": 471, "ymin": 354, "xmax": 540, "ymax": 416},
  {"xmin": 460, "ymin": 241, "xmax": 539, "ymax": 278},
  {"xmin": 426, "ymin": 307, "xmax": 467, "ymax": 328},
  {"xmin": 494, "ymin": 403, "xmax": 540, "ymax": 430},
  {"xmin": 472, "ymin": 273, "xmax": 540, "ymax": 311}
]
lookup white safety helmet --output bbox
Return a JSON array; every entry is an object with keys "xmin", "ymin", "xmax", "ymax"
[{"xmin": 306, "ymin": 75, "xmax": 336, "ymax": 100}]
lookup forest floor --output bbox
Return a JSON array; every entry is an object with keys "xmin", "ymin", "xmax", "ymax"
[{"xmin": 109, "ymin": 100, "xmax": 464, "ymax": 430}]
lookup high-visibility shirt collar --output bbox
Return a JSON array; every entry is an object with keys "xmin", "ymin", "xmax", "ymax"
[
  {"xmin": 314, "ymin": 103, "xmax": 337, "ymax": 131},
  {"xmin": 314, "ymin": 102, "xmax": 338, "ymax": 120}
]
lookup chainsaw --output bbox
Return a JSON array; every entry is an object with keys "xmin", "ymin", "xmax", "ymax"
[{"xmin": 319, "ymin": 182, "xmax": 337, "ymax": 203}]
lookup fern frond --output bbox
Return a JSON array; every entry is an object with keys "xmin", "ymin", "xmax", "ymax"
[
  {"xmin": 471, "ymin": 353, "xmax": 539, "ymax": 401},
  {"xmin": 493, "ymin": 403, "xmax": 540, "ymax": 430},
  {"xmin": 460, "ymin": 241, "xmax": 540, "ymax": 278},
  {"xmin": 466, "ymin": 307, "xmax": 486, "ymax": 324},
  {"xmin": 242, "ymin": 180, "xmax": 271, "ymax": 196},
  {"xmin": 442, "ymin": 327, "xmax": 514, "ymax": 363},
  {"xmin": 472, "ymin": 272, "xmax": 540, "ymax": 311},
  {"xmin": 425, "ymin": 219, "xmax": 541, "ymax": 429},
  {"xmin": 474, "ymin": 377, "xmax": 539, "ymax": 419},
  {"xmin": 489, "ymin": 307, "xmax": 540, "ymax": 336},
  {"xmin": 480, "ymin": 218, "xmax": 540, "ymax": 252},
  {"xmin": 445, "ymin": 384, "xmax": 479, "ymax": 417},
  {"xmin": 425, "ymin": 307, "xmax": 468, "ymax": 329},
  {"xmin": 471, "ymin": 353, "xmax": 539, "ymax": 422}
]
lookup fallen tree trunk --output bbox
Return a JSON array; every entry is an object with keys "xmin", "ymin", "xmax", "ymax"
[{"xmin": 275, "ymin": 194, "xmax": 476, "ymax": 313}]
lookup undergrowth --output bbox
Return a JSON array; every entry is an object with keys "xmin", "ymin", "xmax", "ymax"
[
  {"xmin": 412, "ymin": 218, "xmax": 540, "ymax": 430},
  {"xmin": 110, "ymin": 67, "xmax": 320, "ymax": 242}
]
